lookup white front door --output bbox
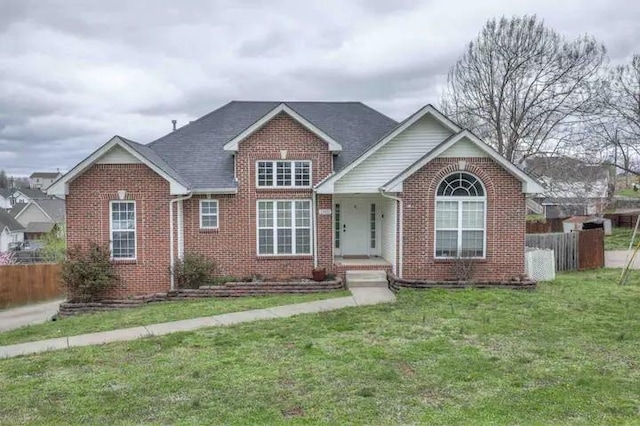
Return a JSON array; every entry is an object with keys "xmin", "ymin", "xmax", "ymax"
[{"xmin": 341, "ymin": 200, "xmax": 371, "ymax": 256}]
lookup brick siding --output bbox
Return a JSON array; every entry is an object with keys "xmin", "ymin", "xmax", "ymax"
[
  {"xmin": 401, "ymin": 157, "xmax": 526, "ymax": 281},
  {"xmin": 66, "ymin": 163, "xmax": 172, "ymax": 297},
  {"xmin": 183, "ymin": 113, "xmax": 335, "ymax": 280}
]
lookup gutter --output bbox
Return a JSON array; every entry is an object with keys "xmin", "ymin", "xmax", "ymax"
[
  {"xmin": 169, "ymin": 192, "xmax": 193, "ymax": 290},
  {"xmin": 379, "ymin": 188, "xmax": 403, "ymax": 277}
]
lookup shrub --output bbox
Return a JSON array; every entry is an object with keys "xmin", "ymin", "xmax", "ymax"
[
  {"xmin": 172, "ymin": 253, "xmax": 218, "ymax": 289},
  {"xmin": 39, "ymin": 228, "xmax": 66, "ymax": 263},
  {"xmin": 61, "ymin": 243, "xmax": 119, "ymax": 302}
]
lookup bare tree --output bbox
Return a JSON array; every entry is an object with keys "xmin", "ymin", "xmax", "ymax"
[{"xmin": 441, "ymin": 15, "xmax": 607, "ymax": 164}]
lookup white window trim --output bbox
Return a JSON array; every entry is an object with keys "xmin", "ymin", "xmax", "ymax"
[
  {"xmin": 434, "ymin": 173, "xmax": 487, "ymax": 259},
  {"xmin": 256, "ymin": 199, "xmax": 313, "ymax": 256},
  {"xmin": 199, "ymin": 199, "xmax": 219, "ymax": 229},
  {"xmin": 255, "ymin": 160, "xmax": 312, "ymax": 189},
  {"xmin": 109, "ymin": 200, "xmax": 137, "ymax": 260}
]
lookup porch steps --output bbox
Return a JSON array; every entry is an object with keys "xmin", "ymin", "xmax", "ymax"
[{"xmin": 345, "ymin": 270, "xmax": 388, "ymax": 288}]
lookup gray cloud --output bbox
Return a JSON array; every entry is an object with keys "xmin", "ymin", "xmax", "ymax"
[{"xmin": 0, "ymin": 0, "xmax": 638, "ymax": 175}]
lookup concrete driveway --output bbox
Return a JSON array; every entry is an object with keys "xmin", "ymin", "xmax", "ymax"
[
  {"xmin": 605, "ymin": 250, "xmax": 640, "ymax": 269},
  {"xmin": 0, "ymin": 299, "xmax": 64, "ymax": 333}
]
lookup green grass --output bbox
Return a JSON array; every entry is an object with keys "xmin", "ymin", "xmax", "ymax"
[
  {"xmin": 1, "ymin": 269, "xmax": 639, "ymax": 424},
  {"xmin": 605, "ymin": 226, "xmax": 639, "ymax": 250},
  {"xmin": 0, "ymin": 291, "xmax": 348, "ymax": 347},
  {"xmin": 615, "ymin": 187, "xmax": 640, "ymax": 198}
]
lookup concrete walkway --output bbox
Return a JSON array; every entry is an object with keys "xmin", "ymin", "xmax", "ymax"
[
  {"xmin": 0, "ymin": 299, "xmax": 65, "ymax": 333},
  {"xmin": 605, "ymin": 250, "xmax": 640, "ymax": 269},
  {"xmin": 0, "ymin": 287, "xmax": 395, "ymax": 359}
]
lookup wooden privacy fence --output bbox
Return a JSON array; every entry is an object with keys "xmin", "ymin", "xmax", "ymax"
[
  {"xmin": 0, "ymin": 263, "xmax": 64, "ymax": 308},
  {"xmin": 525, "ymin": 229, "xmax": 604, "ymax": 272}
]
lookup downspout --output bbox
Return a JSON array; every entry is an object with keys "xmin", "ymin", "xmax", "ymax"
[
  {"xmin": 170, "ymin": 193, "xmax": 193, "ymax": 290},
  {"xmin": 379, "ymin": 188, "xmax": 403, "ymax": 278},
  {"xmin": 312, "ymin": 190, "xmax": 318, "ymax": 268}
]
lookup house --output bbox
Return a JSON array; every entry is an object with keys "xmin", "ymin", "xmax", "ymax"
[
  {"xmin": 0, "ymin": 209, "xmax": 25, "ymax": 252},
  {"xmin": 30, "ymin": 172, "xmax": 63, "ymax": 190},
  {"xmin": 0, "ymin": 189, "xmax": 12, "ymax": 209},
  {"xmin": 10, "ymin": 187, "xmax": 52, "ymax": 205},
  {"xmin": 9, "ymin": 198, "xmax": 65, "ymax": 240},
  {"xmin": 48, "ymin": 101, "xmax": 543, "ymax": 297},
  {"xmin": 526, "ymin": 157, "xmax": 612, "ymax": 219}
]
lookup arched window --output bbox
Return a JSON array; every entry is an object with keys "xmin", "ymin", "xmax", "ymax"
[{"xmin": 435, "ymin": 172, "xmax": 486, "ymax": 258}]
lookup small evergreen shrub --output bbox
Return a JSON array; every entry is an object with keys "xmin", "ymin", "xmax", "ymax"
[
  {"xmin": 61, "ymin": 243, "xmax": 120, "ymax": 302},
  {"xmin": 173, "ymin": 253, "xmax": 218, "ymax": 289}
]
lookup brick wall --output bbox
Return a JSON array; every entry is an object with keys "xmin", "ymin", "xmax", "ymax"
[
  {"xmin": 183, "ymin": 112, "xmax": 335, "ymax": 280},
  {"xmin": 67, "ymin": 163, "xmax": 172, "ymax": 297},
  {"xmin": 402, "ymin": 157, "xmax": 526, "ymax": 281}
]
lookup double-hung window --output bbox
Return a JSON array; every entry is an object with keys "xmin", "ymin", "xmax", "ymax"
[
  {"xmin": 257, "ymin": 161, "xmax": 311, "ymax": 188},
  {"xmin": 257, "ymin": 200, "xmax": 311, "ymax": 255},
  {"xmin": 200, "ymin": 200, "xmax": 219, "ymax": 229},
  {"xmin": 435, "ymin": 172, "xmax": 486, "ymax": 258},
  {"xmin": 110, "ymin": 201, "xmax": 136, "ymax": 259}
]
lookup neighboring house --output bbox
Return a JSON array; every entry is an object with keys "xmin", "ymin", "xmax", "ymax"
[
  {"xmin": 48, "ymin": 101, "xmax": 543, "ymax": 297},
  {"xmin": 0, "ymin": 188, "xmax": 12, "ymax": 209},
  {"xmin": 9, "ymin": 198, "xmax": 65, "ymax": 240},
  {"xmin": 11, "ymin": 187, "xmax": 52, "ymax": 205},
  {"xmin": 0, "ymin": 209, "xmax": 25, "ymax": 252},
  {"xmin": 30, "ymin": 172, "xmax": 63, "ymax": 190},
  {"xmin": 526, "ymin": 157, "xmax": 612, "ymax": 219}
]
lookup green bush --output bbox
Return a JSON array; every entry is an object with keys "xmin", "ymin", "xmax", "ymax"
[
  {"xmin": 39, "ymin": 228, "xmax": 66, "ymax": 263},
  {"xmin": 61, "ymin": 243, "xmax": 120, "ymax": 302},
  {"xmin": 173, "ymin": 253, "xmax": 218, "ymax": 289}
]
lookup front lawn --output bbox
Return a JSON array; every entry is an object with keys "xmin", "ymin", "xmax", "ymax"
[
  {"xmin": 1, "ymin": 269, "xmax": 639, "ymax": 424},
  {"xmin": 0, "ymin": 291, "xmax": 348, "ymax": 347},
  {"xmin": 605, "ymin": 226, "xmax": 638, "ymax": 250}
]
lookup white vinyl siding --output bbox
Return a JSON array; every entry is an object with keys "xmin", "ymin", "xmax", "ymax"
[
  {"xmin": 96, "ymin": 145, "xmax": 142, "ymax": 164},
  {"xmin": 439, "ymin": 138, "xmax": 489, "ymax": 158},
  {"xmin": 257, "ymin": 161, "xmax": 311, "ymax": 188},
  {"xmin": 110, "ymin": 201, "xmax": 136, "ymax": 259},
  {"xmin": 334, "ymin": 115, "xmax": 453, "ymax": 193},
  {"xmin": 199, "ymin": 200, "xmax": 219, "ymax": 229},
  {"xmin": 257, "ymin": 200, "xmax": 312, "ymax": 255}
]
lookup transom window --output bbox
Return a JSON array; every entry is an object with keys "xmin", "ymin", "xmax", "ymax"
[
  {"xmin": 110, "ymin": 201, "xmax": 136, "ymax": 259},
  {"xmin": 257, "ymin": 200, "xmax": 312, "ymax": 255},
  {"xmin": 257, "ymin": 161, "xmax": 311, "ymax": 188},
  {"xmin": 200, "ymin": 200, "xmax": 219, "ymax": 229},
  {"xmin": 435, "ymin": 172, "xmax": 486, "ymax": 258}
]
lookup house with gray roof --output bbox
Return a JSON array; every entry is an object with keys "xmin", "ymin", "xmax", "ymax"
[
  {"xmin": 10, "ymin": 198, "xmax": 65, "ymax": 240},
  {"xmin": 30, "ymin": 171, "xmax": 63, "ymax": 190},
  {"xmin": 48, "ymin": 101, "xmax": 543, "ymax": 298},
  {"xmin": 0, "ymin": 209, "xmax": 24, "ymax": 252}
]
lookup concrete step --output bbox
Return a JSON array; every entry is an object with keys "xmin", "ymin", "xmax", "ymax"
[{"xmin": 346, "ymin": 270, "xmax": 388, "ymax": 288}]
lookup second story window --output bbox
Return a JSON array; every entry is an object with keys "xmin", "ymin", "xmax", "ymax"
[{"xmin": 257, "ymin": 161, "xmax": 311, "ymax": 188}]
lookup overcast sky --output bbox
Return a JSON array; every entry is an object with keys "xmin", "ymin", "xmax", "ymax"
[{"xmin": 1, "ymin": 0, "xmax": 638, "ymax": 176}]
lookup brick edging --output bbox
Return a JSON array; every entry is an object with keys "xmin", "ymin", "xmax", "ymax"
[
  {"xmin": 387, "ymin": 273, "xmax": 536, "ymax": 292},
  {"xmin": 58, "ymin": 279, "xmax": 344, "ymax": 317}
]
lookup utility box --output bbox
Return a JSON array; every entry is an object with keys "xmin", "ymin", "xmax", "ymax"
[{"xmin": 525, "ymin": 248, "xmax": 556, "ymax": 281}]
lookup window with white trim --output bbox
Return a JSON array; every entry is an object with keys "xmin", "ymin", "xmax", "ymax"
[
  {"xmin": 257, "ymin": 200, "xmax": 311, "ymax": 255},
  {"xmin": 200, "ymin": 200, "xmax": 219, "ymax": 229},
  {"xmin": 110, "ymin": 201, "xmax": 136, "ymax": 259},
  {"xmin": 257, "ymin": 161, "xmax": 311, "ymax": 188},
  {"xmin": 435, "ymin": 172, "xmax": 486, "ymax": 258}
]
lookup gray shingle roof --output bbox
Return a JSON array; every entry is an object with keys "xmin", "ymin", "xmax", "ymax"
[
  {"xmin": 30, "ymin": 172, "xmax": 61, "ymax": 179},
  {"xmin": 7, "ymin": 203, "xmax": 28, "ymax": 218},
  {"xmin": 0, "ymin": 209, "xmax": 25, "ymax": 232},
  {"xmin": 147, "ymin": 101, "xmax": 397, "ymax": 190},
  {"xmin": 14, "ymin": 188, "xmax": 51, "ymax": 200},
  {"xmin": 33, "ymin": 198, "xmax": 66, "ymax": 223},
  {"xmin": 25, "ymin": 222, "xmax": 55, "ymax": 233}
]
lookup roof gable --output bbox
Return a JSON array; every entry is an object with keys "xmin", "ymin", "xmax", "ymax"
[
  {"xmin": 47, "ymin": 136, "xmax": 190, "ymax": 196},
  {"xmin": 316, "ymin": 104, "xmax": 461, "ymax": 193},
  {"xmin": 383, "ymin": 130, "xmax": 545, "ymax": 194},
  {"xmin": 223, "ymin": 103, "xmax": 343, "ymax": 152}
]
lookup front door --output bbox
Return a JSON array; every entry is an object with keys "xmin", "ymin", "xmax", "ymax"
[{"xmin": 341, "ymin": 200, "xmax": 371, "ymax": 256}]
